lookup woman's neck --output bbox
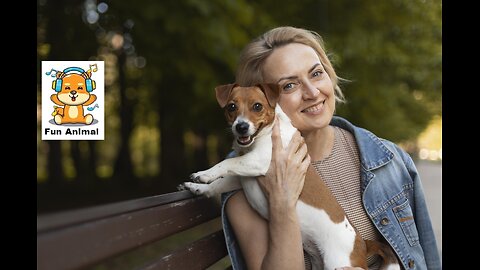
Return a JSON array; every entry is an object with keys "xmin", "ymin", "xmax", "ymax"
[{"xmin": 302, "ymin": 125, "xmax": 335, "ymax": 162}]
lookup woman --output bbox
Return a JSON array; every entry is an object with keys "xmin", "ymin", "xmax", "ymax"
[{"xmin": 221, "ymin": 26, "xmax": 441, "ymax": 270}]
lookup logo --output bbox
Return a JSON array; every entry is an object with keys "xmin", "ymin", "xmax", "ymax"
[{"xmin": 41, "ymin": 61, "xmax": 104, "ymax": 140}]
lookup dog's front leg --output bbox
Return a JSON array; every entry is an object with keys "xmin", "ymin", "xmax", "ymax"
[
  {"xmin": 191, "ymin": 152, "xmax": 270, "ymax": 183},
  {"xmin": 180, "ymin": 175, "xmax": 241, "ymax": 201}
]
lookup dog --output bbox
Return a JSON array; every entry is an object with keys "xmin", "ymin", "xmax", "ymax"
[
  {"xmin": 181, "ymin": 83, "xmax": 400, "ymax": 270},
  {"xmin": 50, "ymin": 68, "xmax": 97, "ymax": 125}
]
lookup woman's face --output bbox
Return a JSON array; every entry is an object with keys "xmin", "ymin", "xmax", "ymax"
[{"xmin": 262, "ymin": 43, "xmax": 335, "ymax": 134}]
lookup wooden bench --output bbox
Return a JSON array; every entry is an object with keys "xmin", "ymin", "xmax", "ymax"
[{"xmin": 37, "ymin": 190, "xmax": 231, "ymax": 270}]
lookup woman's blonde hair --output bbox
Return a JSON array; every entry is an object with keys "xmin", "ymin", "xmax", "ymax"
[{"xmin": 235, "ymin": 26, "xmax": 345, "ymax": 103}]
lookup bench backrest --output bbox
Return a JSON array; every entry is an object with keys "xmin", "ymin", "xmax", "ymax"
[{"xmin": 37, "ymin": 190, "xmax": 229, "ymax": 270}]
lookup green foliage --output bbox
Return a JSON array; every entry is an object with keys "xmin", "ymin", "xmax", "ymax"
[
  {"xmin": 323, "ymin": 0, "xmax": 442, "ymax": 142},
  {"xmin": 37, "ymin": 0, "xmax": 442, "ymax": 208}
]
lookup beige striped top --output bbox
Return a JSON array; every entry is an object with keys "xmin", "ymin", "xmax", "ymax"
[{"xmin": 304, "ymin": 126, "xmax": 384, "ymax": 269}]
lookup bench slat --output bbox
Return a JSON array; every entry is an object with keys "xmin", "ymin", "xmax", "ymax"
[
  {"xmin": 137, "ymin": 230, "xmax": 228, "ymax": 270},
  {"xmin": 37, "ymin": 190, "xmax": 196, "ymax": 233},
  {"xmin": 37, "ymin": 195, "xmax": 220, "ymax": 270}
]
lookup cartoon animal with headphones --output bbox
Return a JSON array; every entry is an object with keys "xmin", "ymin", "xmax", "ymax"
[{"xmin": 50, "ymin": 67, "xmax": 97, "ymax": 125}]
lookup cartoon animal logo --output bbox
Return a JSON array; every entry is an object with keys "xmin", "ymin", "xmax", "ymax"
[{"xmin": 50, "ymin": 67, "xmax": 97, "ymax": 125}]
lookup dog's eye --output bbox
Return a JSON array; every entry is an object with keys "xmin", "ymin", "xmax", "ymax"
[
  {"xmin": 65, "ymin": 86, "xmax": 70, "ymax": 90},
  {"xmin": 253, "ymin": 103, "xmax": 263, "ymax": 112},
  {"xmin": 227, "ymin": 103, "xmax": 236, "ymax": 112}
]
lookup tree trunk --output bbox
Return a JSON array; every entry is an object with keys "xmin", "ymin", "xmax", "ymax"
[
  {"xmin": 87, "ymin": 141, "xmax": 98, "ymax": 181},
  {"xmin": 192, "ymin": 128, "xmax": 209, "ymax": 172},
  {"xmin": 46, "ymin": 141, "xmax": 63, "ymax": 185},
  {"xmin": 71, "ymin": 141, "xmax": 97, "ymax": 184},
  {"xmin": 158, "ymin": 79, "xmax": 187, "ymax": 193},
  {"xmin": 71, "ymin": 141, "xmax": 81, "ymax": 181},
  {"xmin": 112, "ymin": 49, "xmax": 135, "ymax": 183}
]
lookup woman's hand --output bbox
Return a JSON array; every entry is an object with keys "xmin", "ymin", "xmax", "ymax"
[{"xmin": 257, "ymin": 117, "xmax": 311, "ymax": 211}]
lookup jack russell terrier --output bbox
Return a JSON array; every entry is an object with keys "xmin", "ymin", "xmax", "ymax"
[{"xmin": 181, "ymin": 83, "xmax": 400, "ymax": 270}]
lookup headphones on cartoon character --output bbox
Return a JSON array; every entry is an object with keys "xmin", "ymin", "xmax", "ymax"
[{"xmin": 52, "ymin": 67, "xmax": 96, "ymax": 92}]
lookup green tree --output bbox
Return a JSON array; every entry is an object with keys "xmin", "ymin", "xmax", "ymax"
[
  {"xmin": 252, "ymin": 0, "xmax": 441, "ymax": 142},
  {"xmin": 37, "ymin": 0, "xmax": 441, "ymax": 212},
  {"xmin": 323, "ymin": 0, "xmax": 442, "ymax": 142}
]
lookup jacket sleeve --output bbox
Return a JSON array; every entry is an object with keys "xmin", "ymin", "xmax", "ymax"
[{"xmin": 397, "ymin": 147, "xmax": 442, "ymax": 269}]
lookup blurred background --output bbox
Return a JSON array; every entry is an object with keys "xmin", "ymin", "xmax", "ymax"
[
  {"xmin": 37, "ymin": 0, "xmax": 442, "ymax": 248},
  {"xmin": 37, "ymin": 0, "xmax": 441, "ymax": 259}
]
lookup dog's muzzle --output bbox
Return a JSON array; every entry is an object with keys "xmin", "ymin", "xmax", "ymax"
[
  {"xmin": 235, "ymin": 122, "xmax": 253, "ymax": 146},
  {"xmin": 236, "ymin": 122, "xmax": 249, "ymax": 135}
]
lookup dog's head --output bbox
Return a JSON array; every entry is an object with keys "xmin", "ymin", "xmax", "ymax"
[
  {"xmin": 53, "ymin": 71, "xmax": 93, "ymax": 106},
  {"xmin": 215, "ymin": 83, "xmax": 280, "ymax": 147}
]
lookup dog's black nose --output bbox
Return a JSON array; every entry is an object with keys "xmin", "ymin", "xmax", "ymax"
[
  {"xmin": 236, "ymin": 122, "xmax": 249, "ymax": 135},
  {"xmin": 71, "ymin": 90, "xmax": 77, "ymax": 95}
]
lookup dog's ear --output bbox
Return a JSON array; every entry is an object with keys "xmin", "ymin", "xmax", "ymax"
[
  {"xmin": 215, "ymin": 83, "xmax": 237, "ymax": 108},
  {"xmin": 257, "ymin": 83, "xmax": 280, "ymax": 108}
]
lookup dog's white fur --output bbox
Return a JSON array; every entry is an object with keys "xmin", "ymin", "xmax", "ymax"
[
  {"xmin": 182, "ymin": 105, "xmax": 363, "ymax": 270},
  {"xmin": 188, "ymin": 105, "xmax": 294, "ymax": 218}
]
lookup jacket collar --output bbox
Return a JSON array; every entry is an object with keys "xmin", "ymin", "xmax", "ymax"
[{"xmin": 330, "ymin": 116, "xmax": 394, "ymax": 171}]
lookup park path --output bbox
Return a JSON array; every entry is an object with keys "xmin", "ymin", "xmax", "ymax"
[{"xmin": 415, "ymin": 160, "xmax": 442, "ymax": 257}]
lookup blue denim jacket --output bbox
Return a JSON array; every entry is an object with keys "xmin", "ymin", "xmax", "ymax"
[{"xmin": 220, "ymin": 116, "xmax": 441, "ymax": 270}]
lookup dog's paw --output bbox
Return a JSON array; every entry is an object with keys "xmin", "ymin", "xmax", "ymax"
[
  {"xmin": 190, "ymin": 171, "xmax": 216, "ymax": 184},
  {"xmin": 177, "ymin": 183, "xmax": 186, "ymax": 191},
  {"xmin": 181, "ymin": 182, "xmax": 211, "ymax": 197}
]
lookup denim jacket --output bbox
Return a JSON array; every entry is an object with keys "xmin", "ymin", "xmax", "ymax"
[{"xmin": 220, "ymin": 116, "xmax": 441, "ymax": 270}]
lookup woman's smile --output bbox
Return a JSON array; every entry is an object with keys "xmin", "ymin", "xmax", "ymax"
[{"xmin": 301, "ymin": 100, "xmax": 325, "ymax": 114}]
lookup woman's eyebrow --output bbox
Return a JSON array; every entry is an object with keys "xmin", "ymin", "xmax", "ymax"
[
  {"xmin": 277, "ymin": 75, "xmax": 297, "ymax": 84},
  {"xmin": 309, "ymin": 63, "xmax": 321, "ymax": 73},
  {"xmin": 276, "ymin": 63, "xmax": 322, "ymax": 84}
]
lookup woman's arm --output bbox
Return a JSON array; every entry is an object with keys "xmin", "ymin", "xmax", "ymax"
[
  {"xmin": 397, "ymin": 147, "xmax": 441, "ymax": 269},
  {"xmin": 226, "ymin": 120, "xmax": 310, "ymax": 270}
]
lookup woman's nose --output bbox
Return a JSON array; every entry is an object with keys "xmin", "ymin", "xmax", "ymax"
[{"xmin": 302, "ymin": 80, "xmax": 319, "ymax": 99}]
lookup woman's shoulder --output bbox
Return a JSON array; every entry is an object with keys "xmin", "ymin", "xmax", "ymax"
[
  {"xmin": 331, "ymin": 116, "xmax": 414, "ymax": 166},
  {"xmin": 332, "ymin": 116, "xmax": 404, "ymax": 148}
]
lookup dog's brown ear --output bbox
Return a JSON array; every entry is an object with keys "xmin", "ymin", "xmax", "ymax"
[
  {"xmin": 215, "ymin": 83, "xmax": 237, "ymax": 108},
  {"xmin": 257, "ymin": 83, "xmax": 280, "ymax": 108}
]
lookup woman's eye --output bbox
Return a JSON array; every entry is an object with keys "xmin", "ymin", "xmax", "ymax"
[
  {"xmin": 312, "ymin": 70, "xmax": 323, "ymax": 77},
  {"xmin": 283, "ymin": 83, "xmax": 295, "ymax": 91},
  {"xmin": 253, "ymin": 103, "xmax": 263, "ymax": 112},
  {"xmin": 227, "ymin": 103, "xmax": 236, "ymax": 112}
]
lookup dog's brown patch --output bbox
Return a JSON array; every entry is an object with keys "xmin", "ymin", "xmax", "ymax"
[
  {"xmin": 300, "ymin": 165, "xmax": 346, "ymax": 223},
  {"xmin": 349, "ymin": 232, "xmax": 368, "ymax": 269},
  {"xmin": 364, "ymin": 239, "xmax": 400, "ymax": 267}
]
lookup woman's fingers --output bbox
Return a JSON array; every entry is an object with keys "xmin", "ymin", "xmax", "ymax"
[
  {"xmin": 271, "ymin": 116, "xmax": 282, "ymax": 161},
  {"xmin": 286, "ymin": 131, "xmax": 308, "ymax": 163},
  {"xmin": 259, "ymin": 118, "xmax": 310, "ymax": 205},
  {"xmin": 295, "ymin": 139, "xmax": 309, "ymax": 163},
  {"xmin": 287, "ymin": 131, "xmax": 304, "ymax": 155}
]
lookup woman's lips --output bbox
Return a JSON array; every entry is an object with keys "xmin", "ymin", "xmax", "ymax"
[{"xmin": 301, "ymin": 100, "xmax": 325, "ymax": 114}]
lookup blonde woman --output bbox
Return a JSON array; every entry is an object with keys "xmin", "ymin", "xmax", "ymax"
[{"xmin": 221, "ymin": 26, "xmax": 441, "ymax": 270}]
